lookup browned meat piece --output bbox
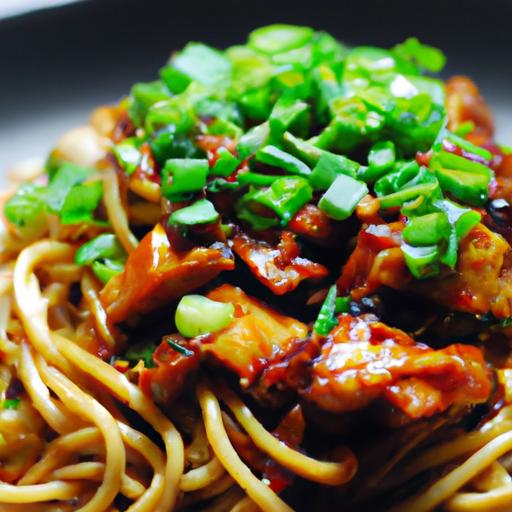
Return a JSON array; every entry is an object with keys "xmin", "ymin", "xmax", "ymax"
[
  {"xmin": 446, "ymin": 76, "xmax": 494, "ymax": 146},
  {"xmin": 262, "ymin": 315, "xmax": 493, "ymax": 425},
  {"xmin": 338, "ymin": 221, "xmax": 512, "ymax": 319},
  {"xmin": 100, "ymin": 224, "xmax": 234, "ymax": 323},
  {"xmin": 198, "ymin": 284, "xmax": 308, "ymax": 385},
  {"xmin": 232, "ymin": 231, "xmax": 328, "ymax": 295}
]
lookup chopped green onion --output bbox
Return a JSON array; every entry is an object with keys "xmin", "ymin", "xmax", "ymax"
[
  {"xmin": 453, "ymin": 121, "xmax": 475, "ymax": 138},
  {"xmin": 393, "ymin": 37, "xmax": 446, "ymax": 73},
  {"xmin": 435, "ymin": 168, "xmax": 489, "ymax": 207},
  {"xmin": 92, "ymin": 260, "xmax": 124, "ymax": 284},
  {"xmin": 248, "ymin": 24, "xmax": 314, "ymax": 55},
  {"xmin": 166, "ymin": 337, "xmax": 194, "ymax": 357},
  {"xmin": 237, "ymin": 122, "xmax": 270, "ymax": 159},
  {"xmin": 335, "ymin": 296, "xmax": 351, "ymax": 313},
  {"xmin": 45, "ymin": 163, "xmax": 94, "ymax": 214},
  {"xmin": 402, "ymin": 212, "xmax": 450, "ymax": 246},
  {"xmin": 237, "ymin": 172, "xmax": 277, "ymax": 186},
  {"xmin": 128, "ymin": 80, "xmax": 171, "ymax": 125},
  {"xmin": 310, "ymin": 152, "xmax": 358, "ymax": 190},
  {"xmin": 256, "ymin": 145, "xmax": 311, "ymax": 177},
  {"xmin": 75, "ymin": 234, "xmax": 126, "ymax": 266},
  {"xmin": 4, "ymin": 183, "xmax": 47, "ymax": 234},
  {"xmin": 431, "ymin": 151, "xmax": 493, "ymax": 179},
  {"xmin": 161, "ymin": 158, "xmax": 209, "ymax": 199},
  {"xmin": 401, "ymin": 243, "xmax": 440, "ymax": 279},
  {"xmin": 168, "ymin": 199, "xmax": 220, "ymax": 226},
  {"xmin": 379, "ymin": 182, "xmax": 439, "ymax": 209},
  {"xmin": 175, "ymin": 295, "xmax": 234, "ymax": 338},
  {"xmin": 59, "ymin": 181, "xmax": 103, "ymax": 225},
  {"xmin": 374, "ymin": 161, "xmax": 420, "ymax": 196},
  {"xmin": 314, "ymin": 285, "xmax": 339, "ymax": 335},
  {"xmin": 165, "ymin": 43, "xmax": 232, "ymax": 88},
  {"xmin": 361, "ymin": 141, "xmax": 396, "ymax": 182},
  {"xmin": 211, "ymin": 147, "xmax": 240, "ymax": 177},
  {"xmin": 112, "ymin": 138, "xmax": 141, "ymax": 175},
  {"xmin": 241, "ymin": 176, "xmax": 313, "ymax": 226},
  {"xmin": 125, "ymin": 341, "xmax": 157, "ymax": 368},
  {"xmin": 445, "ymin": 133, "xmax": 492, "ymax": 162},
  {"xmin": 269, "ymin": 95, "xmax": 309, "ymax": 137},
  {"xmin": 144, "ymin": 98, "xmax": 196, "ymax": 135},
  {"xmin": 318, "ymin": 174, "xmax": 368, "ymax": 220},
  {"xmin": 3, "ymin": 398, "xmax": 20, "ymax": 410}
]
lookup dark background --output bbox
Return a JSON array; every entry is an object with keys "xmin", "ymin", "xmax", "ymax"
[{"xmin": 0, "ymin": 0, "xmax": 511, "ymax": 171}]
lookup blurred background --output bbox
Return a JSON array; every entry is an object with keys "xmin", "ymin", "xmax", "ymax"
[{"xmin": 0, "ymin": 0, "xmax": 511, "ymax": 171}]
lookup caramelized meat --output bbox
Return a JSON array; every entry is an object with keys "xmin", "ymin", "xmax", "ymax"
[
  {"xmin": 337, "ymin": 222, "xmax": 409, "ymax": 300},
  {"xmin": 138, "ymin": 336, "xmax": 200, "ymax": 405},
  {"xmin": 446, "ymin": 76, "xmax": 494, "ymax": 145},
  {"xmin": 233, "ymin": 231, "xmax": 328, "ymax": 295},
  {"xmin": 339, "ymin": 221, "xmax": 512, "ymax": 319},
  {"xmin": 100, "ymin": 224, "xmax": 234, "ymax": 323},
  {"xmin": 200, "ymin": 284, "xmax": 308, "ymax": 384},
  {"xmin": 302, "ymin": 315, "xmax": 493, "ymax": 420},
  {"xmin": 413, "ymin": 223, "xmax": 512, "ymax": 317}
]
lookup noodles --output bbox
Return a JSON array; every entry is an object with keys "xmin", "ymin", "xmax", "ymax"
[
  {"xmin": 102, "ymin": 168, "xmax": 138, "ymax": 253},
  {"xmin": 197, "ymin": 382, "xmax": 292, "ymax": 512},
  {"xmin": 219, "ymin": 385, "xmax": 357, "ymax": 486}
]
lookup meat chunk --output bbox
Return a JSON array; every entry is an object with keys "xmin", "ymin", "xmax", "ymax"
[
  {"xmin": 446, "ymin": 76, "xmax": 494, "ymax": 145},
  {"xmin": 301, "ymin": 315, "xmax": 493, "ymax": 420},
  {"xmin": 337, "ymin": 222, "xmax": 409, "ymax": 300},
  {"xmin": 232, "ymin": 231, "xmax": 328, "ymax": 295},
  {"xmin": 100, "ymin": 224, "xmax": 234, "ymax": 323},
  {"xmin": 200, "ymin": 284, "xmax": 308, "ymax": 384},
  {"xmin": 138, "ymin": 336, "xmax": 200, "ymax": 405},
  {"xmin": 413, "ymin": 223, "xmax": 512, "ymax": 316},
  {"xmin": 339, "ymin": 221, "xmax": 512, "ymax": 319}
]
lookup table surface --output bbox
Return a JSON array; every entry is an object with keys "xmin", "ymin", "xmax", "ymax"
[{"xmin": 0, "ymin": 0, "xmax": 511, "ymax": 174}]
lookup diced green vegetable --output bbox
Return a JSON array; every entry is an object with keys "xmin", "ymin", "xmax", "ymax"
[
  {"xmin": 237, "ymin": 172, "xmax": 277, "ymax": 186},
  {"xmin": 402, "ymin": 212, "xmax": 450, "ymax": 246},
  {"xmin": 3, "ymin": 398, "xmax": 20, "ymax": 410},
  {"xmin": 248, "ymin": 24, "xmax": 314, "ymax": 55},
  {"xmin": 125, "ymin": 341, "xmax": 158, "ymax": 368},
  {"xmin": 45, "ymin": 163, "xmax": 94, "ymax": 214},
  {"xmin": 379, "ymin": 182, "xmax": 439, "ymax": 209},
  {"xmin": 401, "ymin": 243, "xmax": 440, "ymax": 279},
  {"xmin": 374, "ymin": 161, "xmax": 420, "ymax": 196},
  {"xmin": 269, "ymin": 95, "xmax": 309, "ymax": 137},
  {"xmin": 318, "ymin": 174, "xmax": 368, "ymax": 220},
  {"xmin": 4, "ymin": 183, "xmax": 47, "ymax": 233},
  {"xmin": 445, "ymin": 132, "xmax": 492, "ymax": 162},
  {"xmin": 75, "ymin": 234, "xmax": 126, "ymax": 266},
  {"xmin": 211, "ymin": 147, "xmax": 240, "ymax": 177},
  {"xmin": 165, "ymin": 43, "xmax": 232, "ymax": 88},
  {"xmin": 256, "ymin": 145, "xmax": 311, "ymax": 177},
  {"xmin": 237, "ymin": 122, "xmax": 270, "ymax": 159},
  {"xmin": 129, "ymin": 81, "xmax": 171, "ymax": 125},
  {"xmin": 59, "ymin": 181, "xmax": 103, "ymax": 225},
  {"xmin": 161, "ymin": 158, "xmax": 209, "ymax": 199},
  {"xmin": 92, "ymin": 260, "xmax": 125, "ymax": 284},
  {"xmin": 360, "ymin": 140, "xmax": 396, "ymax": 182},
  {"xmin": 168, "ymin": 199, "xmax": 220, "ymax": 226},
  {"xmin": 435, "ymin": 168, "xmax": 489, "ymax": 206},
  {"xmin": 113, "ymin": 138, "xmax": 142, "ymax": 175},
  {"xmin": 393, "ymin": 37, "xmax": 446, "ymax": 73},
  {"xmin": 167, "ymin": 337, "xmax": 194, "ymax": 357},
  {"xmin": 240, "ymin": 176, "xmax": 313, "ymax": 226},
  {"xmin": 335, "ymin": 296, "xmax": 351, "ymax": 313},
  {"xmin": 314, "ymin": 285, "xmax": 339, "ymax": 335},
  {"xmin": 175, "ymin": 295, "xmax": 234, "ymax": 338},
  {"xmin": 310, "ymin": 152, "xmax": 359, "ymax": 190}
]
